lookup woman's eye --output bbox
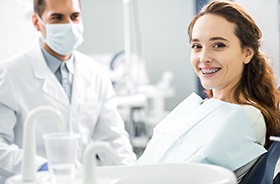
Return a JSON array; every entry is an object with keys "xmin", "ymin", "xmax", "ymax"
[
  {"xmin": 191, "ymin": 43, "xmax": 202, "ymax": 50},
  {"xmin": 213, "ymin": 42, "xmax": 226, "ymax": 48}
]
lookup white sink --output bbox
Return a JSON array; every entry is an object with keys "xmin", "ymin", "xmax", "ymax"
[
  {"xmin": 95, "ymin": 163, "xmax": 237, "ymax": 184},
  {"xmin": 5, "ymin": 106, "xmax": 237, "ymax": 184},
  {"xmin": 6, "ymin": 163, "xmax": 237, "ymax": 184}
]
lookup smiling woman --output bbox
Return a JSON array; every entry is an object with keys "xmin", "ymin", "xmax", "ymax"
[
  {"xmin": 137, "ymin": 0, "xmax": 280, "ymax": 183},
  {"xmin": 187, "ymin": 0, "xmax": 280, "ymax": 149},
  {"xmin": 189, "ymin": 13, "xmax": 253, "ymax": 100}
]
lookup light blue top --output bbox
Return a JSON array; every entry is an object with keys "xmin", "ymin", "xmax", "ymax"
[
  {"xmin": 40, "ymin": 41, "xmax": 74, "ymax": 101},
  {"xmin": 137, "ymin": 93, "xmax": 267, "ymax": 171}
]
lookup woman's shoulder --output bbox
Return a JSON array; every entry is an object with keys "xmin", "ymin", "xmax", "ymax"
[
  {"xmin": 241, "ymin": 105, "xmax": 266, "ymax": 145},
  {"xmin": 241, "ymin": 105, "xmax": 264, "ymax": 124}
]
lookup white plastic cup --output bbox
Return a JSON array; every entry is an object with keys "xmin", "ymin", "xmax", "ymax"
[{"xmin": 43, "ymin": 132, "xmax": 80, "ymax": 183}]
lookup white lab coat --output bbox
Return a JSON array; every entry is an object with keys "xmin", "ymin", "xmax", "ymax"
[
  {"xmin": 137, "ymin": 93, "xmax": 266, "ymax": 171},
  {"xmin": 0, "ymin": 40, "xmax": 136, "ymax": 178}
]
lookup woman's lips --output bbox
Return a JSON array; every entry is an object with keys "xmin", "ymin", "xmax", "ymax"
[{"xmin": 201, "ymin": 68, "xmax": 221, "ymax": 75}]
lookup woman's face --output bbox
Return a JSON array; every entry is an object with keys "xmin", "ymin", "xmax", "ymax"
[{"xmin": 190, "ymin": 14, "xmax": 253, "ymax": 100}]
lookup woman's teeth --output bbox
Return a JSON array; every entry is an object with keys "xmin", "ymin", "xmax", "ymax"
[{"xmin": 201, "ymin": 68, "xmax": 220, "ymax": 75}]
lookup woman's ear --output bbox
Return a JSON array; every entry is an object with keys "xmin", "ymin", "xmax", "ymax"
[{"xmin": 243, "ymin": 47, "xmax": 254, "ymax": 64}]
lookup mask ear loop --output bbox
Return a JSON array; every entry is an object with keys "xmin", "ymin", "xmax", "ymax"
[
  {"xmin": 36, "ymin": 14, "xmax": 47, "ymax": 27},
  {"xmin": 35, "ymin": 14, "xmax": 49, "ymax": 45}
]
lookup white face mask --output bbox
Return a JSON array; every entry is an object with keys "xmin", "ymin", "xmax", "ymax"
[{"xmin": 38, "ymin": 16, "xmax": 84, "ymax": 55}]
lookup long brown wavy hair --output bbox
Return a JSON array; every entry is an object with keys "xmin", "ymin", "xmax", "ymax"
[{"xmin": 188, "ymin": 0, "xmax": 280, "ymax": 148}]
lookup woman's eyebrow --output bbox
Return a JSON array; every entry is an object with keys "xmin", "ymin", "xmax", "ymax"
[
  {"xmin": 209, "ymin": 36, "xmax": 229, "ymax": 42},
  {"xmin": 190, "ymin": 38, "xmax": 199, "ymax": 43},
  {"xmin": 190, "ymin": 37, "xmax": 229, "ymax": 43}
]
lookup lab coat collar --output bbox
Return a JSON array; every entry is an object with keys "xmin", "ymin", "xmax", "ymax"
[
  {"xmin": 30, "ymin": 40, "xmax": 70, "ymax": 107},
  {"xmin": 30, "ymin": 40, "xmax": 92, "ymax": 108}
]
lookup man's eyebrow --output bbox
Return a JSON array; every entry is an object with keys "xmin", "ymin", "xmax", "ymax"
[
  {"xmin": 71, "ymin": 12, "xmax": 81, "ymax": 15},
  {"xmin": 49, "ymin": 13, "xmax": 63, "ymax": 17}
]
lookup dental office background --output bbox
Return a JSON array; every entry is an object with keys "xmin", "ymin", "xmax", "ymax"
[{"xmin": 0, "ymin": 0, "xmax": 279, "ymax": 153}]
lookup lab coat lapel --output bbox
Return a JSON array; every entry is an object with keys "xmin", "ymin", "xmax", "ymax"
[
  {"xmin": 70, "ymin": 52, "xmax": 91, "ymax": 106},
  {"xmin": 31, "ymin": 42, "xmax": 69, "ymax": 107},
  {"xmin": 67, "ymin": 52, "xmax": 91, "ymax": 133}
]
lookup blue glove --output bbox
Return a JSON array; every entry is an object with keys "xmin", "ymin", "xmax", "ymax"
[{"xmin": 38, "ymin": 162, "xmax": 48, "ymax": 172}]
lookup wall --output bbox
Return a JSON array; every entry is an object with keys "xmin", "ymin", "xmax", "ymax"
[
  {"xmin": 80, "ymin": 0, "xmax": 197, "ymax": 110},
  {"xmin": 0, "ymin": 0, "xmax": 38, "ymax": 60},
  {"xmin": 234, "ymin": 0, "xmax": 280, "ymax": 84}
]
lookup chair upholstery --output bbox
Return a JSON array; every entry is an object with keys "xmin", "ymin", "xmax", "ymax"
[{"xmin": 240, "ymin": 135, "xmax": 280, "ymax": 184}]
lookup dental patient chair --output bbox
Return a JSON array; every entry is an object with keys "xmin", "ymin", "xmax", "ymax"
[{"xmin": 240, "ymin": 135, "xmax": 280, "ymax": 184}]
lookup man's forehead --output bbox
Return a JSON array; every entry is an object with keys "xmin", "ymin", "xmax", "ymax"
[{"xmin": 43, "ymin": 0, "xmax": 81, "ymax": 13}]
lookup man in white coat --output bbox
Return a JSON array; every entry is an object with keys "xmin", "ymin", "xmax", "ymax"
[{"xmin": 0, "ymin": 0, "xmax": 136, "ymax": 180}]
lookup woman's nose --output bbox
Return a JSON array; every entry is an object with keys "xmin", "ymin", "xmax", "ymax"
[{"xmin": 199, "ymin": 49, "xmax": 212, "ymax": 64}]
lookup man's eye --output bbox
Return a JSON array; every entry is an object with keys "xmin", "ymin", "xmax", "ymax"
[
  {"xmin": 71, "ymin": 14, "xmax": 80, "ymax": 21},
  {"xmin": 52, "ymin": 16, "xmax": 62, "ymax": 21},
  {"xmin": 213, "ymin": 42, "xmax": 226, "ymax": 48}
]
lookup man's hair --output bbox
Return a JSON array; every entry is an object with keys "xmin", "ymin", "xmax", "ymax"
[
  {"xmin": 34, "ymin": 0, "xmax": 81, "ymax": 17},
  {"xmin": 34, "ymin": 0, "xmax": 45, "ymax": 17}
]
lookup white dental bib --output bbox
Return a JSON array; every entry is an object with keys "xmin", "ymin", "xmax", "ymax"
[{"xmin": 137, "ymin": 93, "xmax": 266, "ymax": 171}]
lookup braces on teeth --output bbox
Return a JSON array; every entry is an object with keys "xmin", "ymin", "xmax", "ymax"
[{"xmin": 202, "ymin": 68, "xmax": 219, "ymax": 74}]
